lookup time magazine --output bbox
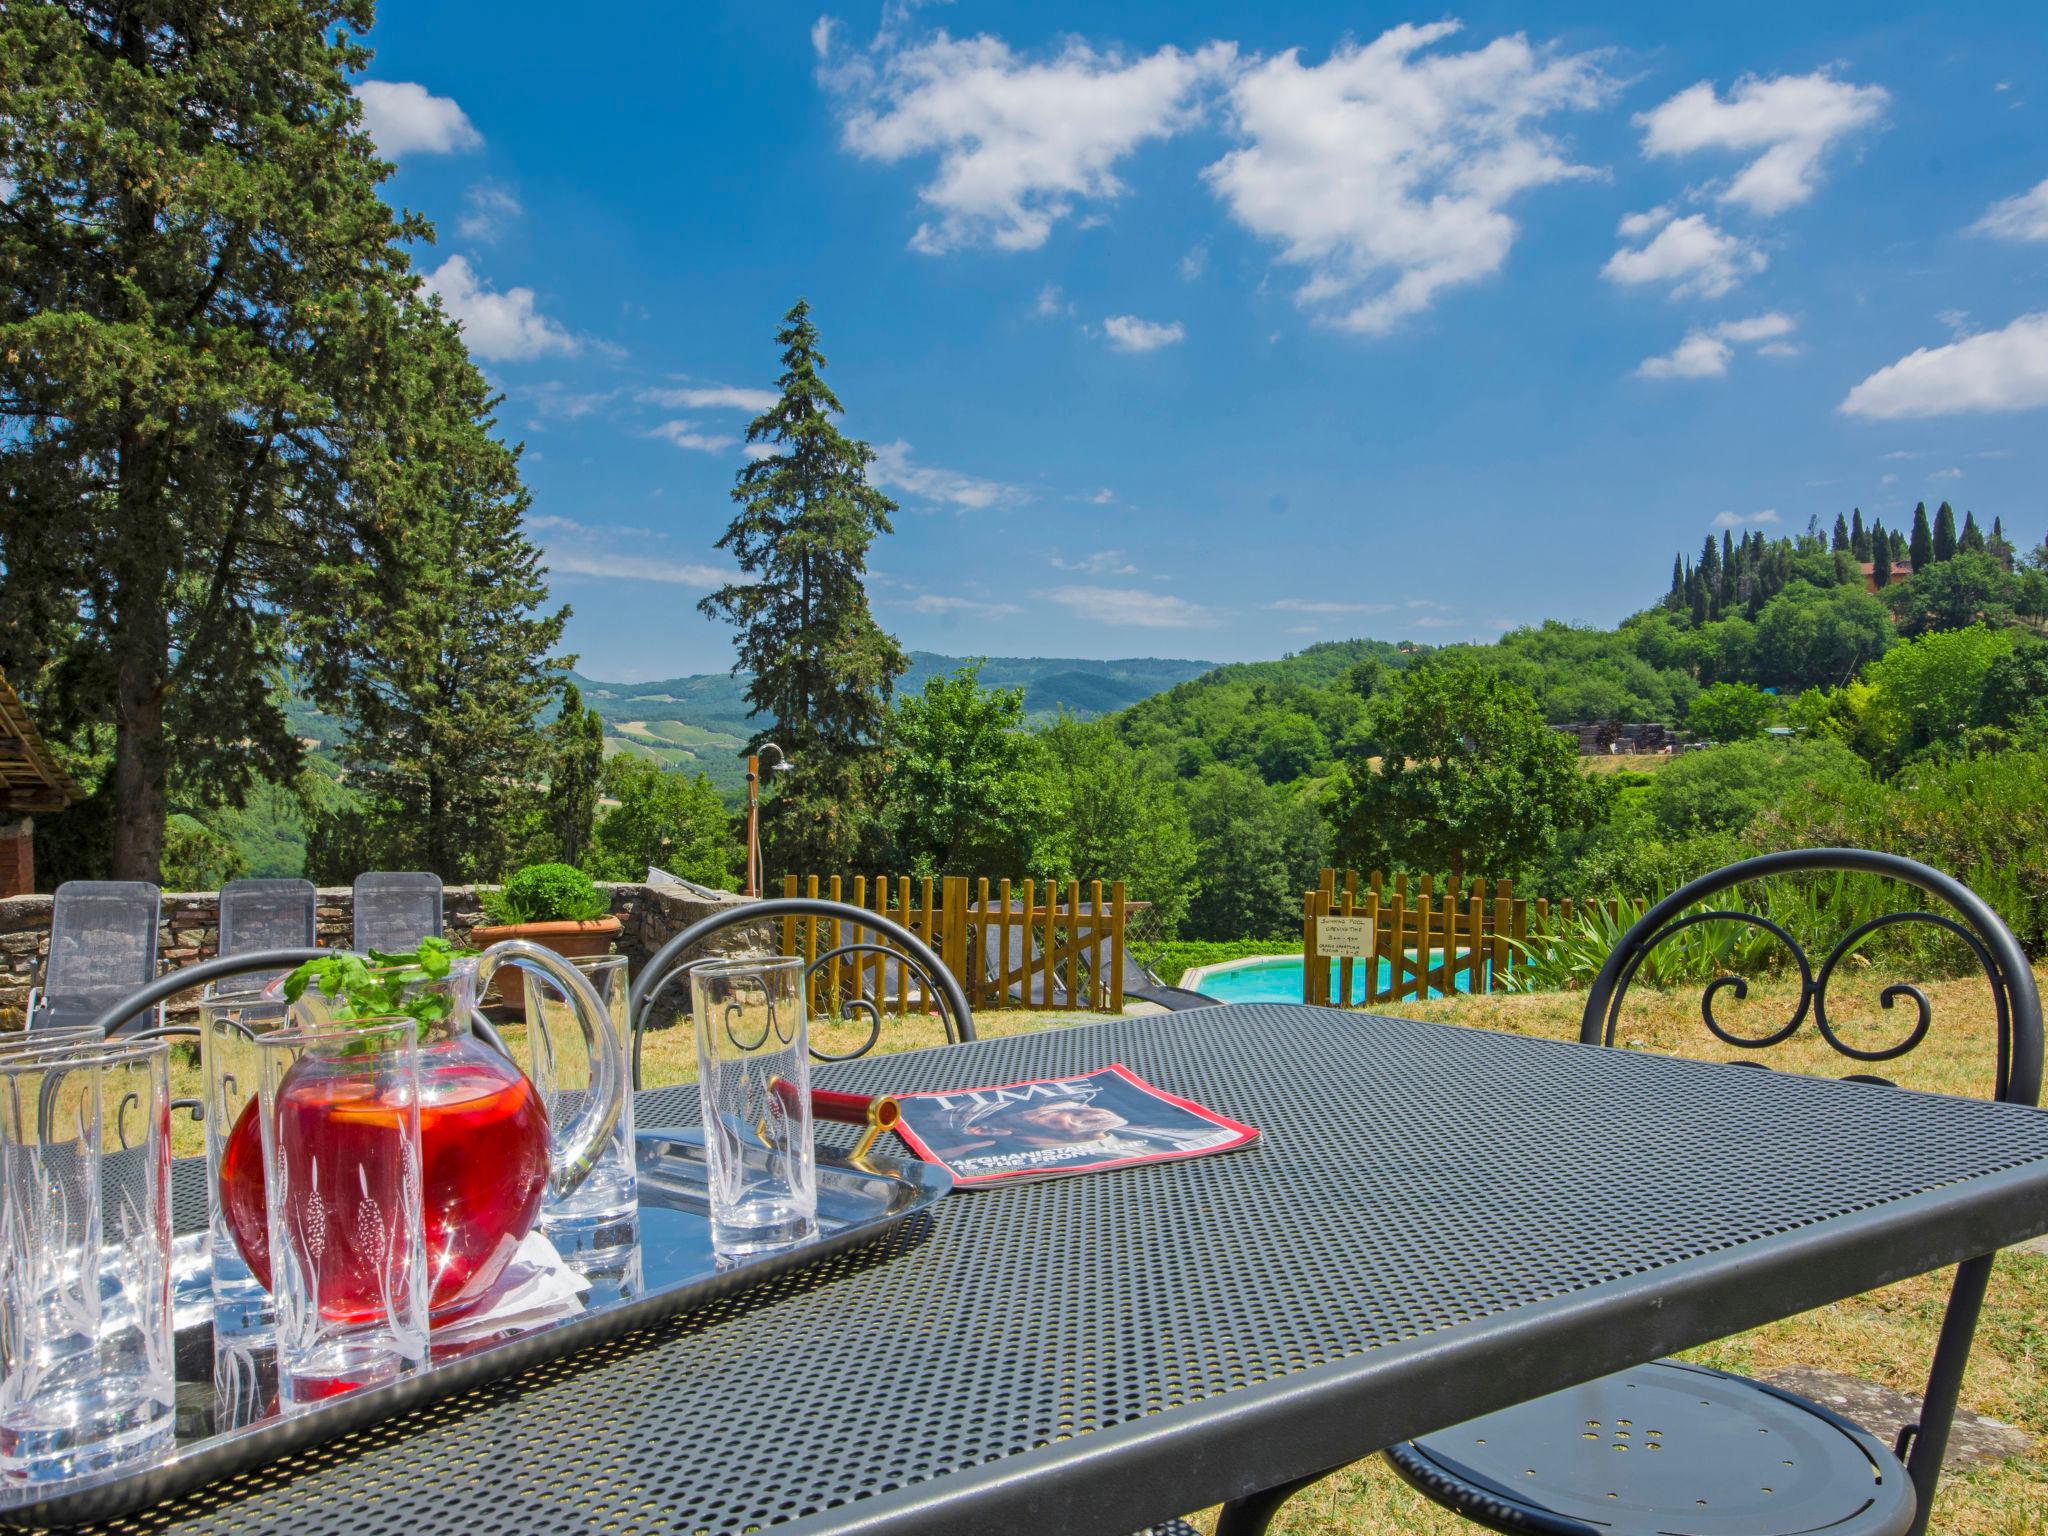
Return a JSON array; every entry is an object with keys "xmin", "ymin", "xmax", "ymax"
[{"xmin": 890, "ymin": 1064, "xmax": 1260, "ymax": 1187}]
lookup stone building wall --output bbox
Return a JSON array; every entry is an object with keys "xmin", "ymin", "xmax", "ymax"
[{"xmin": 0, "ymin": 880, "xmax": 758, "ymax": 1028}]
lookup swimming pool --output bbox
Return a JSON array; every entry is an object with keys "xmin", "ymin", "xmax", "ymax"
[{"xmin": 1183, "ymin": 953, "xmax": 1475, "ymax": 1005}]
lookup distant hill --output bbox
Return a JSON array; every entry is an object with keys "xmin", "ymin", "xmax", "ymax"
[{"xmin": 574, "ymin": 653, "xmax": 1216, "ymax": 799}]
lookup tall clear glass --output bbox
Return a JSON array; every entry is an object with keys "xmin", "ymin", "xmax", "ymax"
[
  {"xmin": 200, "ymin": 985, "xmax": 291, "ymax": 1338},
  {"xmin": 0, "ymin": 1038, "xmax": 175, "ymax": 1483},
  {"xmin": 256, "ymin": 1019, "xmax": 428, "ymax": 1408},
  {"xmin": 689, "ymin": 956, "xmax": 816, "ymax": 1255},
  {"xmin": 521, "ymin": 953, "xmax": 638, "ymax": 1253}
]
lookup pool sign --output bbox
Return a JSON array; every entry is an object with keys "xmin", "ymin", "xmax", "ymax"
[{"xmin": 1316, "ymin": 915, "xmax": 1375, "ymax": 959}]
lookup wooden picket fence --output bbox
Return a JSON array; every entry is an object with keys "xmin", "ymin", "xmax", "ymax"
[
  {"xmin": 1301, "ymin": 869, "xmax": 1639, "ymax": 1007},
  {"xmin": 780, "ymin": 874, "xmax": 1128, "ymax": 1014}
]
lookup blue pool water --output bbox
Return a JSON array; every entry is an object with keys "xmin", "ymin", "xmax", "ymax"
[{"xmin": 1189, "ymin": 954, "xmax": 1475, "ymax": 1005}]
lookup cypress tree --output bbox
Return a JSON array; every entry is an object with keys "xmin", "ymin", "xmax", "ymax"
[
  {"xmin": 544, "ymin": 681, "xmax": 607, "ymax": 867},
  {"xmin": 1870, "ymin": 520, "xmax": 1893, "ymax": 590},
  {"xmin": 1666, "ymin": 554, "xmax": 1685, "ymax": 610},
  {"xmin": 1959, "ymin": 510, "xmax": 1985, "ymax": 555},
  {"xmin": 1909, "ymin": 503, "xmax": 1934, "ymax": 570},
  {"xmin": 1832, "ymin": 513, "xmax": 1850, "ymax": 552},
  {"xmin": 1851, "ymin": 508, "xmax": 1869, "ymax": 561},
  {"xmin": 1932, "ymin": 501, "xmax": 1957, "ymax": 562},
  {"xmin": 700, "ymin": 299, "xmax": 909, "ymax": 871}
]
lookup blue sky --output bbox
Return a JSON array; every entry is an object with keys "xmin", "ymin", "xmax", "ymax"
[{"xmin": 356, "ymin": 2, "xmax": 2048, "ymax": 681}]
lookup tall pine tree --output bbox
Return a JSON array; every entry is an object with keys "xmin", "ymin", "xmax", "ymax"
[
  {"xmin": 1932, "ymin": 501, "xmax": 1957, "ymax": 562},
  {"xmin": 1851, "ymin": 507, "xmax": 1870, "ymax": 560},
  {"xmin": 1959, "ymin": 510, "xmax": 1985, "ymax": 555},
  {"xmin": 1909, "ymin": 502, "xmax": 1934, "ymax": 570},
  {"xmin": 700, "ymin": 300, "xmax": 908, "ymax": 871},
  {"xmin": 0, "ymin": 0, "xmax": 438, "ymax": 879},
  {"xmin": 1832, "ymin": 513, "xmax": 1850, "ymax": 552},
  {"xmin": 1870, "ymin": 519, "xmax": 1893, "ymax": 590},
  {"xmin": 544, "ymin": 681, "xmax": 606, "ymax": 867},
  {"xmin": 302, "ymin": 317, "xmax": 565, "ymax": 883}
]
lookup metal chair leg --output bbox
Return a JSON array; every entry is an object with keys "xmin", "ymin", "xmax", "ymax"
[
  {"xmin": 1899, "ymin": 1253, "xmax": 1993, "ymax": 1536},
  {"xmin": 1215, "ymin": 1469, "xmax": 1332, "ymax": 1536}
]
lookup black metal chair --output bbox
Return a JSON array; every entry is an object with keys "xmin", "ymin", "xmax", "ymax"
[
  {"xmin": 626, "ymin": 897, "xmax": 976, "ymax": 1086},
  {"xmin": 352, "ymin": 871, "xmax": 443, "ymax": 953},
  {"xmin": 1212, "ymin": 849, "xmax": 2042, "ymax": 1536}
]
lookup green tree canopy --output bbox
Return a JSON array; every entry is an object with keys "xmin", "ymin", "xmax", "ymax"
[
  {"xmin": 1885, "ymin": 551, "xmax": 2031, "ymax": 637},
  {"xmin": 1751, "ymin": 580, "xmax": 1893, "ymax": 688},
  {"xmin": 1854, "ymin": 625, "xmax": 2019, "ymax": 765},
  {"xmin": 1910, "ymin": 503, "xmax": 1935, "ymax": 571},
  {"xmin": 1647, "ymin": 737, "xmax": 1866, "ymax": 839},
  {"xmin": 1181, "ymin": 766, "xmax": 1327, "ymax": 940},
  {"xmin": 699, "ymin": 300, "xmax": 906, "ymax": 871},
  {"xmin": 0, "ymin": 0, "xmax": 449, "ymax": 879},
  {"xmin": 1328, "ymin": 660, "xmax": 1606, "ymax": 879},
  {"xmin": 583, "ymin": 756, "xmax": 733, "ymax": 887},
  {"xmin": 1686, "ymin": 682, "xmax": 1776, "ymax": 743},
  {"xmin": 883, "ymin": 664, "xmax": 1049, "ymax": 875},
  {"xmin": 1034, "ymin": 717, "xmax": 1196, "ymax": 940}
]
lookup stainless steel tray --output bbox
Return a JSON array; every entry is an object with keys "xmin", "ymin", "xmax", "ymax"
[{"xmin": 1, "ymin": 1128, "xmax": 951, "ymax": 1530}]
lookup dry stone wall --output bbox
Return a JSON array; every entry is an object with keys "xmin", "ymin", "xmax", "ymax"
[{"xmin": 0, "ymin": 881, "xmax": 758, "ymax": 1029}]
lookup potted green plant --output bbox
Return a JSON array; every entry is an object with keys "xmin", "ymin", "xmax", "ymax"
[{"xmin": 472, "ymin": 863, "xmax": 622, "ymax": 1017}]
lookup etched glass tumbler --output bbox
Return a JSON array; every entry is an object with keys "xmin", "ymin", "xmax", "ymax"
[
  {"xmin": 689, "ymin": 956, "xmax": 817, "ymax": 1255},
  {"xmin": 200, "ymin": 985, "xmax": 291, "ymax": 1338},
  {"xmin": 1, "ymin": 1038, "xmax": 175, "ymax": 1483},
  {"xmin": 255, "ymin": 1019, "xmax": 428, "ymax": 1408}
]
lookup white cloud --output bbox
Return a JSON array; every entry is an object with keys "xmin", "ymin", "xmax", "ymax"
[
  {"xmin": 1881, "ymin": 472, "xmax": 1898, "ymax": 485},
  {"xmin": 1636, "ymin": 311, "xmax": 1795, "ymax": 380},
  {"xmin": 424, "ymin": 255, "xmax": 577, "ymax": 361},
  {"xmin": 828, "ymin": 29, "xmax": 1235, "ymax": 252},
  {"xmin": 1635, "ymin": 71, "xmax": 1887, "ymax": 215},
  {"xmin": 1712, "ymin": 508, "xmax": 1780, "ymax": 527},
  {"xmin": 1268, "ymin": 598, "xmax": 1396, "ymax": 614},
  {"xmin": 520, "ymin": 383, "xmax": 622, "ymax": 427},
  {"xmin": 547, "ymin": 551, "xmax": 729, "ymax": 587},
  {"xmin": 742, "ymin": 442, "xmax": 782, "ymax": 461},
  {"xmin": 904, "ymin": 593, "xmax": 1024, "ymax": 618},
  {"xmin": 1051, "ymin": 550, "xmax": 1139, "ymax": 575},
  {"xmin": 1180, "ymin": 244, "xmax": 1209, "ymax": 279},
  {"xmin": 1047, "ymin": 584, "xmax": 1217, "ymax": 628},
  {"xmin": 1206, "ymin": 22, "xmax": 1611, "ymax": 334},
  {"xmin": 1411, "ymin": 615, "xmax": 1460, "ymax": 629},
  {"xmin": 649, "ymin": 420, "xmax": 738, "ymax": 453},
  {"xmin": 457, "ymin": 182, "xmax": 523, "ymax": 242},
  {"xmin": 1616, "ymin": 204, "xmax": 1672, "ymax": 240},
  {"xmin": 355, "ymin": 81, "xmax": 482, "ymax": 159},
  {"xmin": 1101, "ymin": 314, "xmax": 1185, "ymax": 352},
  {"xmin": 1602, "ymin": 212, "xmax": 1766, "ymax": 299},
  {"xmin": 1971, "ymin": 178, "xmax": 2048, "ymax": 242},
  {"xmin": 1082, "ymin": 487, "xmax": 1115, "ymax": 505},
  {"xmin": 640, "ymin": 384, "xmax": 779, "ymax": 411},
  {"xmin": 870, "ymin": 440, "xmax": 1026, "ymax": 510},
  {"xmin": 1840, "ymin": 313, "xmax": 2048, "ymax": 419},
  {"xmin": 1034, "ymin": 283, "xmax": 1070, "ymax": 317},
  {"xmin": 1928, "ymin": 466, "xmax": 1964, "ymax": 481}
]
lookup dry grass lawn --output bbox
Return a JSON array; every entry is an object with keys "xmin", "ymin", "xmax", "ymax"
[{"xmin": 160, "ymin": 969, "xmax": 2048, "ymax": 1534}]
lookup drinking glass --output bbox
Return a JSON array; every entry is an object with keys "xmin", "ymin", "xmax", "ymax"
[
  {"xmin": 1, "ymin": 1038, "xmax": 175, "ymax": 1483},
  {"xmin": 521, "ymin": 954, "xmax": 638, "ymax": 1253},
  {"xmin": 200, "ymin": 985, "xmax": 291, "ymax": 1337},
  {"xmin": 689, "ymin": 956, "xmax": 816, "ymax": 1255},
  {"xmin": 255, "ymin": 1019, "xmax": 428, "ymax": 1407}
]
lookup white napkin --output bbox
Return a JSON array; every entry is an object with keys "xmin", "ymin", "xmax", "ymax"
[{"xmin": 432, "ymin": 1230, "xmax": 592, "ymax": 1346}]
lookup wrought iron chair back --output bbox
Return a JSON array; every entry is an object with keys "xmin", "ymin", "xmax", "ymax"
[
  {"xmin": 352, "ymin": 871, "xmax": 444, "ymax": 954},
  {"xmin": 30, "ymin": 880, "xmax": 164, "ymax": 1035},
  {"xmin": 1573, "ymin": 846, "xmax": 2041, "ymax": 1532},
  {"xmin": 625, "ymin": 898, "xmax": 976, "ymax": 1090},
  {"xmin": 1580, "ymin": 847, "xmax": 2043, "ymax": 1106}
]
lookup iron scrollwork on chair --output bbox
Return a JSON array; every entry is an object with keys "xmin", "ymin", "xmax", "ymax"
[
  {"xmin": 1581, "ymin": 847, "xmax": 2040, "ymax": 1101},
  {"xmin": 626, "ymin": 898, "xmax": 977, "ymax": 1090}
]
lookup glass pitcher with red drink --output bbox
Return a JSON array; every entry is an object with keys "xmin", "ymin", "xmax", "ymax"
[{"xmin": 216, "ymin": 940, "xmax": 624, "ymax": 1322}]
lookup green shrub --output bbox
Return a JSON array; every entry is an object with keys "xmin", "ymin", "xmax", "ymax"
[
  {"xmin": 1647, "ymin": 737, "xmax": 1866, "ymax": 838},
  {"xmin": 483, "ymin": 862, "xmax": 609, "ymax": 925}
]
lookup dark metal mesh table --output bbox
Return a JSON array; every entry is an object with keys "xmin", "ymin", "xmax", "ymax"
[{"xmin": 57, "ymin": 1005, "xmax": 2048, "ymax": 1536}]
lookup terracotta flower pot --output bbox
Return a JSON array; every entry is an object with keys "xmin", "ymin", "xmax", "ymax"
[{"xmin": 469, "ymin": 916, "xmax": 623, "ymax": 1018}]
